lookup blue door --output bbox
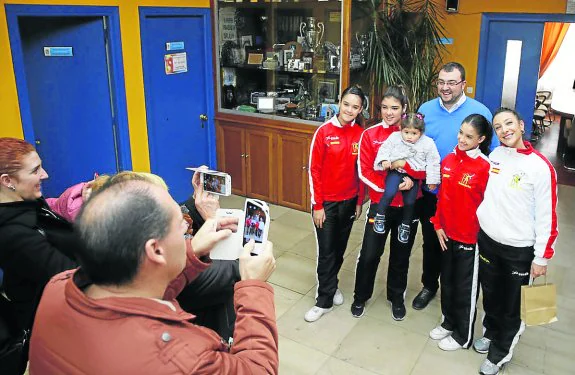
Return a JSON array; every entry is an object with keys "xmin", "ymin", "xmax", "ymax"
[
  {"xmin": 476, "ymin": 19, "xmax": 544, "ymax": 137},
  {"xmin": 140, "ymin": 8, "xmax": 216, "ymax": 202},
  {"xmin": 17, "ymin": 16, "xmax": 119, "ymax": 196}
]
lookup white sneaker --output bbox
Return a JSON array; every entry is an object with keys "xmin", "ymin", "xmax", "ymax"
[
  {"xmin": 333, "ymin": 289, "xmax": 344, "ymax": 306},
  {"xmin": 429, "ymin": 325, "xmax": 453, "ymax": 340},
  {"xmin": 479, "ymin": 359, "xmax": 500, "ymax": 375},
  {"xmin": 304, "ymin": 306, "xmax": 333, "ymax": 322},
  {"xmin": 438, "ymin": 336, "xmax": 462, "ymax": 351},
  {"xmin": 473, "ymin": 337, "xmax": 491, "ymax": 354}
]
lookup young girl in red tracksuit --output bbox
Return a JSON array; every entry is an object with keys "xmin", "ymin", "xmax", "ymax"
[
  {"xmin": 305, "ymin": 85, "xmax": 366, "ymax": 323},
  {"xmin": 352, "ymin": 85, "xmax": 426, "ymax": 321},
  {"xmin": 428, "ymin": 114, "xmax": 492, "ymax": 351}
]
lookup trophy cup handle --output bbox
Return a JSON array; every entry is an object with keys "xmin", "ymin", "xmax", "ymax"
[
  {"xmin": 355, "ymin": 31, "xmax": 360, "ymax": 44},
  {"xmin": 300, "ymin": 21, "xmax": 306, "ymax": 39},
  {"xmin": 318, "ymin": 22, "xmax": 325, "ymax": 48}
]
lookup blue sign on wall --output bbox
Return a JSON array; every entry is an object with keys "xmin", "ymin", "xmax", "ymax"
[
  {"xmin": 43, "ymin": 46, "xmax": 73, "ymax": 57},
  {"xmin": 166, "ymin": 41, "xmax": 185, "ymax": 51}
]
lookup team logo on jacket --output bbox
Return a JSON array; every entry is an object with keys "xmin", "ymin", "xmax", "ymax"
[
  {"xmin": 326, "ymin": 135, "xmax": 340, "ymax": 145},
  {"xmin": 352, "ymin": 142, "xmax": 359, "ymax": 155},
  {"xmin": 458, "ymin": 173, "xmax": 474, "ymax": 188},
  {"xmin": 510, "ymin": 172, "xmax": 525, "ymax": 190}
]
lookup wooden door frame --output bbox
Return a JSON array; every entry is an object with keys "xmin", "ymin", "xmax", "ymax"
[
  {"xmin": 5, "ymin": 4, "xmax": 132, "ymax": 170},
  {"xmin": 138, "ymin": 6, "xmax": 217, "ymax": 168}
]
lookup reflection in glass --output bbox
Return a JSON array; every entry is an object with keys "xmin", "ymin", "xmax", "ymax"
[{"xmin": 501, "ymin": 40, "xmax": 523, "ymax": 109}]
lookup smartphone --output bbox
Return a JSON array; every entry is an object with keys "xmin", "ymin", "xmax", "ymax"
[
  {"xmin": 201, "ymin": 171, "xmax": 231, "ymax": 196},
  {"xmin": 242, "ymin": 199, "xmax": 270, "ymax": 255},
  {"xmin": 186, "ymin": 167, "xmax": 232, "ymax": 196}
]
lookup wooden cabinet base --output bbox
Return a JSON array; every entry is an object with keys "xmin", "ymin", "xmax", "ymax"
[{"xmin": 216, "ymin": 119, "xmax": 314, "ymax": 211}]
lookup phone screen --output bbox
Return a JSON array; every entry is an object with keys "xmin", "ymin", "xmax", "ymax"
[
  {"xmin": 203, "ymin": 172, "xmax": 227, "ymax": 195},
  {"xmin": 242, "ymin": 202, "xmax": 267, "ymax": 246}
]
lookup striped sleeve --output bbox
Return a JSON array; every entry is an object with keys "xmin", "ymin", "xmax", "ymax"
[
  {"xmin": 309, "ymin": 125, "xmax": 326, "ymax": 209},
  {"xmin": 358, "ymin": 129, "xmax": 385, "ymax": 193},
  {"xmin": 531, "ymin": 150, "xmax": 559, "ymax": 265}
]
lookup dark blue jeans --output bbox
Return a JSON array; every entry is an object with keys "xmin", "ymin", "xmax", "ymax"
[{"xmin": 376, "ymin": 170, "xmax": 418, "ymax": 225}]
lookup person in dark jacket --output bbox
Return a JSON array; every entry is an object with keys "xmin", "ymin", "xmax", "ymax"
[
  {"xmin": 0, "ymin": 137, "xmax": 79, "ymax": 374},
  {"xmin": 177, "ymin": 168, "xmax": 240, "ymax": 341}
]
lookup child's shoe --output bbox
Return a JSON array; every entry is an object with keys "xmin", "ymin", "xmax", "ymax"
[
  {"xmin": 398, "ymin": 224, "xmax": 410, "ymax": 243},
  {"xmin": 373, "ymin": 214, "xmax": 386, "ymax": 234}
]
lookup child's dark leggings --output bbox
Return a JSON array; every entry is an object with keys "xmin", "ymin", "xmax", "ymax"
[{"xmin": 376, "ymin": 170, "xmax": 419, "ymax": 225}]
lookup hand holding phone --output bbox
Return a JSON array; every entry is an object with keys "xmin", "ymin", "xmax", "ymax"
[
  {"xmin": 242, "ymin": 199, "xmax": 270, "ymax": 255},
  {"xmin": 239, "ymin": 240, "xmax": 276, "ymax": 281},
  {"xmin": 186, "ymin": 167, "xmax": 232, "ymax": 196},
  {"xmin": 191, "ymin": 219, "xmax": 233, "ymax": 257},
  {"xmin": 209, "ymin": 209, "xmax": 244, "ymax": 260}
]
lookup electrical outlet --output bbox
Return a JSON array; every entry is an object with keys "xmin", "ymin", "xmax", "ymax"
[{"xmin": 466, "ymin": 87, "xmax": 474, "ymax": 94}]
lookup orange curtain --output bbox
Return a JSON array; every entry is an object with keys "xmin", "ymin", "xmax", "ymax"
[{"xmin": 539, "ymin": 22, "xmax": 570, "ymax": 78}]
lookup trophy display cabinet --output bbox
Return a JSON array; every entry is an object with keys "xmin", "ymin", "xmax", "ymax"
[{"xmin": 213, "ymin": 0, "xmax": 371, "ymax": 211}]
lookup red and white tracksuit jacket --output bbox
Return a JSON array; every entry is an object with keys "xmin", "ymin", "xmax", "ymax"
[
  {"xmin": 477, "ymin": 142, "xmax": 558, "ymax": 265},
  {"xmin": 357, "ymin": 121, "xmax": 426, "ymax": 205},
  {"xmin": 309, "ymin": 116, "xmax": 366, "ymax": 209},
  {"xmin": 431, "ymin": 147, "xmax": 490, "ymax": 244}
]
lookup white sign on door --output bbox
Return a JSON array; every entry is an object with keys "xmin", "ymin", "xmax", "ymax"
[{"xmin": 165, "ymin": 52, "xmax": 188, "ymax": 75}]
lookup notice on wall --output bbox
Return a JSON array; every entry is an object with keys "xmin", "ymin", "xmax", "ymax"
[
  {"xmin": 165, "ymin": 53, "xmax": 188, "ymax": 75},
  {"xmin": 166, "ymin": 41, "xmax": 185, "ymax": 51},
  {"xmin": 219, "ymin": 8, "xmax": 237, "ymax": 43},
  {"xmin": 43, "ymin": 47, "xmax": 73, "ymax": 57},
  {"xmin": 567, "ymin": 0, "xmax": 575, "ymax": 14}
]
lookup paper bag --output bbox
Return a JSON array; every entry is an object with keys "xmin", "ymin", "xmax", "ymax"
[{"xmin": 520, "ymin": 278, "xmax": 558, "ymax": 326}]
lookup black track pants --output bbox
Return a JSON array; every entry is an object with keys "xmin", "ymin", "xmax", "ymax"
[
  {"xmin": 353, "ymin": 203, "xmax": 418, "ymax": 304},
  {"xmin": 478, "ymin": 230, "xmax": 533, "ymax": 366},
  {"xmin": 440, "ymin": 238, "xmax": 479, "ymax": 348},
  {"xmin": 416, "ymin": 190, "xmax": 442, "ymax": 293},
  {"xmin": 314, "ymin": 198, "xmax": 357, "ymax": 308}
]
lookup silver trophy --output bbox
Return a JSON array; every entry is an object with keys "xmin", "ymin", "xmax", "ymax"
[
  {"xmin": 356, "ymin": 32, "xmax": 371, "ymax": 66},
  {"xmin": 300, "ymin": 17, "xmax": 325, "ymax": 53}
]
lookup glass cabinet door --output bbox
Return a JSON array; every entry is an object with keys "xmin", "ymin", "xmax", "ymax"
[{"xmin": 216, "ymin": 0, "xmax": 343, "ymax": 124}]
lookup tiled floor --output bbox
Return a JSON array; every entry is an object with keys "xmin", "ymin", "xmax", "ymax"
[{"xmin": 221, "ymin": 184, "xmax": 575, "ymax": 374}]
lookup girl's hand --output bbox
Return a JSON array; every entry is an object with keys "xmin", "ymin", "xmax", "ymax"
[
  {"xmin": 354, "ymin": 205, "xmax": 362, "ymax": 221},
  {"xmin": 398, "ymin": 176, "xmax": 414, "ymax": 190},
  {"xmin": 391, "ymin": 160, "xmax": 406, "ymax": 170},
  {"xmin": 531, "ymin": 263, "xmax": 547, "ymax": 278},
  {"xmin": 436, "ymin": 229, "xmax": 448, "ymax": 251},
  {"xmin": 313, "ymin": 208, "xmax": 326, "ymax": 228},
  {"xmin": 381, "ymin": 160, "xmax": 392, "ymax": 170}
]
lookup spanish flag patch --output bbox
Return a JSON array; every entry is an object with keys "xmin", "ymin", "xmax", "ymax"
[
  {"xmin": 490, "ymin": 167, "xmax": 500, "ymax": 174},
  {"xmin": 368, "ymin": 218, "xmax": 375, "ymax": 224},
  {"xmin": 442, "ymin": 174, "xmax": 450, "ymax": 178}
]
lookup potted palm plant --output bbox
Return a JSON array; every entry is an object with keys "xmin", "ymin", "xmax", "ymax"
[{"xmin": 364, "ymin": 0, "xmax": 448, "ymax": 111}]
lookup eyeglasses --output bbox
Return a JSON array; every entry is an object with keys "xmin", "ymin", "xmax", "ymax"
[{"xmin": 436, "ymin": 80, "xmax": 464, "ymax": 87}]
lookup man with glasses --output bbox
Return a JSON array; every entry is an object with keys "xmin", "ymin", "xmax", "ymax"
[{"xmin": 412, "ymin": 62, "xmax": 497, "ymax": 311}]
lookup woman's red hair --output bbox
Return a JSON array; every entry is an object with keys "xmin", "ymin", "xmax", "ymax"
[{"xmin": 0, "ymin": 137, "xmax": 35, "ymax": 176}]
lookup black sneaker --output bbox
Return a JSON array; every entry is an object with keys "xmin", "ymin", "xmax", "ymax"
[
  {"xmin": 398, "ymin": 223, "xmax": 410, "ymax": 243},
  {"xmin": 412, "ymin": 287, "xmax": 436, "ymax": 310},
  {"xmin": 390, "ymin": 300, "xmax": 406, "ymax": 321},
  {"xmin": 351, "ymin": 300, "xmax": 366, "ymax": 318},
  {"xmin": 373, "ymin": 213, "xmax": 386, "ymax": 234}
]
